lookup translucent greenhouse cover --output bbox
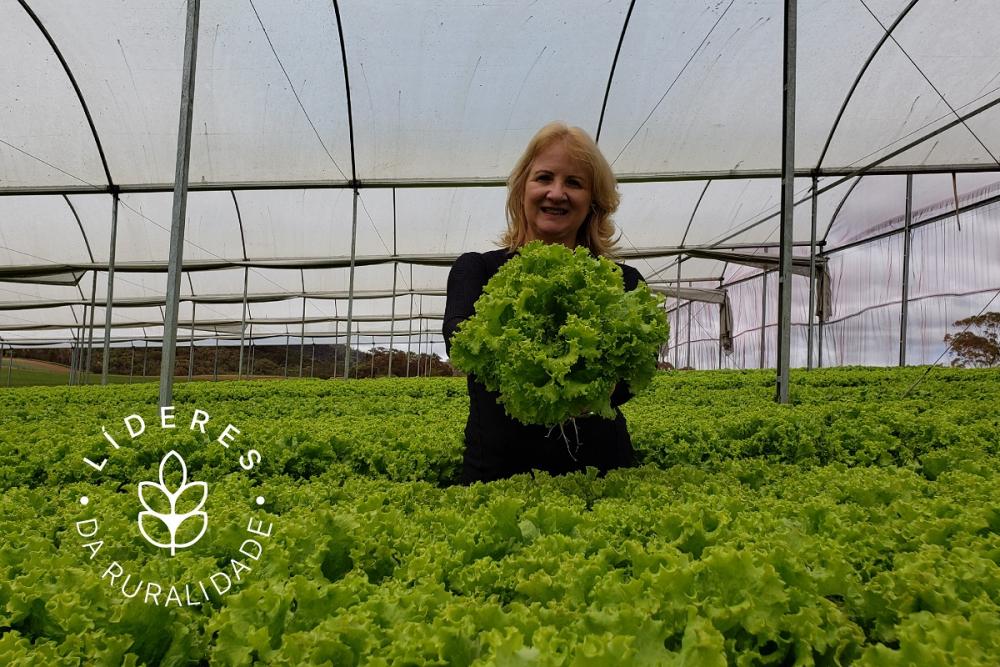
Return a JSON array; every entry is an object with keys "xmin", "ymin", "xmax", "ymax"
[{"xmin": 1, "ymin": 0, "xmax": 999, "ymax": 369}]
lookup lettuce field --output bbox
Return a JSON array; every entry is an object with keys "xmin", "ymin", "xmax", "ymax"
[{"xmin": 1, "ymin": 368, "xmax": 998, "ymax": 665}]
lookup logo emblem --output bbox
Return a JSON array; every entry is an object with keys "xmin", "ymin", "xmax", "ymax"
[{"xmin": 137, "ymin": 450, "xmax": 209, "ymax": 555}]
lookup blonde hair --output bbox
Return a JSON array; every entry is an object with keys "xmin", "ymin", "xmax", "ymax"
[{"xmin": 501, "ymin": 121, "xmax": 621, "ymax": 257}]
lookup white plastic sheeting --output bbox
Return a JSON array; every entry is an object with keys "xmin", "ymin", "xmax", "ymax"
[{"xmin": 2, "ymin": 1, "xmax": 1000, "ymax": 370}]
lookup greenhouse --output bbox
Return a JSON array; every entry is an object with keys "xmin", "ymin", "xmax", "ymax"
[
  {"xmin": 2, "ymin": 1, "xmax": 999, "ymax": 665},
  {"xmin": 2, "ymin": 0, "xmax": 997, "ymax": 383}
]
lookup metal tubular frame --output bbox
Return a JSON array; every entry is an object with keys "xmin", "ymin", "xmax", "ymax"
[
  {"xmin": 388, "ymin": 188, "xmax": 397, "ymax": 377},
  {"xmin": 899, "ymin": 173, "xmax": 914, "ymax": 366},
  {"xmin": 344, "ymin": 189, "xmax": 358, "ymax": 379},
  {"xmin": 815, "ymin": 0, "xmax": 919, "ymax": 170},
  {"xmin": 238, "ymin": 269, "xmax": 249, "ymax": 378},
  {"xmin": 231, "ymin": 191, "xmax": 249, "ymax": 378},
  {"xmin": 16, "ymin": 0, "xmax": 114, "ymax": 185},
  {"xmin": 7, "ymin": 3, "xmax": 1000, "ymax": 377},
  {"xmin": 760, "ymin": 271, "xmax": 768, "ymax": 369},
  {"xmin": 713, "ymin": 95, "xmax": 1000, "ymax": 249},
  {"xmin": 674, "ymin": 260, "xmax": 682, "ymax": 368},
  {"xmin": 7, "ymin": 162, "xmax": 1000, "ymax": 199},
  {"xmin": 333, "ymin": 0, "xmax": 359, "ymax": 380},
  {"xmin": 595, "ymin": 0, "xmax": 636, "ymax": 143},
  {"xmin": 101, "ymin": 192, "xmax": 120, "ymax": 385},
  {"xmin": 407, "ymin": 265, "xmax": 414, "ymax": 378},
  {"xmin": 62, "ymin": 195, "xmax": 97, "ymax": 385},
  {"xmin": 67, "ymin": 339, "xmax": 77, "ymax": 385},
  {"xmin": 818, "ymin": 308, "xmax": 825, "ymax": 368},
  {"xmin": 807, "ymin": 175, "xmax": 818, "ymax": 370},
  {"xmin": 299, "ymin": 270, "xmax": 306, "ymax": 377},
  {"xmin": 685, "ymin": 301, "xmax": 692, "ymax": 369},
  {"xmin": 775, "ymin": 0, "xmax": 797, "ymax": 403},
  {"xmin": 188, "ymin": 301, "xmax": 196, "ymax": 381},
  {"xmin": 821, "ymin": 189, "xmax": 1000, "ymax": 258},
  {"xmin": 248, "ymin": 323, "xmax": 254, "ymax": 376},
  {"xmin": 159, "ymin": 0, "xmax": 200, "ymax": 407}
]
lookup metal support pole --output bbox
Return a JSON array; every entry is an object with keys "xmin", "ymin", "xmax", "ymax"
[
  {"xmin": 66, "ymin": 332, "xmax": 74, "ymax": 385},
  {"xmin": 333, "ymin": 321, "xmax": 339, "ymax": 378},
  {"xmin": 760, "ymin": 271, "xmax": 768, "ymax": 369},
  {"xmin": 213, "ymin": 337, "xmax": 219, "ymax": 381},
  {"xmin": 79, "ymin": 325, "xmax": 89, "ymax": 384},
  {"xmin": 84, "ymin": 272, "xmax": 97, "ymax": 383},
  {"xmin": 717, "ymin": 330, "xmax": 722, "ymax": 369},
  {"xmin": 248, "ymin": 325, "xmax": 254, "ymax": 377},
  {"xmin": 775, "ymin": 0, "xmax": 797, "ymax": 403},
  {"xmin": 101, "ymin": 192, "xmax": 120, "ymax": 385},
  {"xmin": 284, "ymin": 334, "xmax": 290, "ymax": 378},
  {"xmin": 428, "ymin": 336, "xmax": 434, "ymax": 377},
  {"xmin": 686, "ymin": 301, "xmax": 692, "ymax": 369},
  {"xmin": 818, "ymin": 314, "xmax": 825, "ymax": 369},
  {"xmin": 75, "ymin": 321, "xmax": 82, "ymax": 385},
  {"xmin": 129, "ymin": 344, "xmax": 135, "ymax": 384},
  {"xmin": 159, "ymin": 0, "xmax": 201, "ymax": 407},
  {"xmin": 310, "ymin": 339, "xmax": 315, "ymax": 378},
  {"xmin": 68, "ymin": 341, "xmax": 78, "ymax": 386},
  {"xmin": 299, "ymin": 298, "xmax": 306, "ymax": 377},
  {"xmin": 238, "ymin": 267, "xmax": 248, "ymax": 378},
  {"xmin": 188, "ymin": 302, "xmax": 196, "ymax": 381},
  {"xmin": 6, "ymin": 345, "xmax": 13, "ymax": 387},
  {"xmin": 370, "ymin": 336, "xmax": 376, "ymax": 378},
  {"xmin": 142, "ymin": 341, "xmax": 149, "ymax": 377},
  {"xmin": 407, "ymin": 267, "xmax": 414, "ymax": 378},
  {"xmin": 389, "ymin": 187, "xmax": 398, "ymax": 378},
  {"xmin": 900, "ymin": 173, "xmax": 913, "ymax": 366},
  {"xmin": 674, "ymin": 260, "xmax": 682, "ymax": 368},
  {"xmin": 718, "ymin": 280, "xmax": 724, "ymax": 370},
  {"xmin": 807, "ymin": 175, "xmax": 818, "ymax": 370},
  {"xmin": 389, "ymin": 266, "xmax": 398, "ymax": 377},
  {"xmin": 417, "ymin": 296, "xmax": 424, "ymax": 376},
  {"xmin": 415, "ymin": 334, "xmax": 420, "ymax": 377},
  {"xmin": 344, "ymin": 188, "xmax": 359, "ymax": 379}
]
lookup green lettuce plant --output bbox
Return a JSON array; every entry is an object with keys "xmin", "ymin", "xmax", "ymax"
[{"xmin": 449, "ymin": 241, "xmax": 669, "ymax": 427}]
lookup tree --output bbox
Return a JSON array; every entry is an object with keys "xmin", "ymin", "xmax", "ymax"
[{"xmin": 944, "ymin": 312, "xmax": 1000, "ymax": 368}]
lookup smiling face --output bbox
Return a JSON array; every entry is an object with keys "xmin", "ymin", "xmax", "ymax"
[{"xmin": 523, "ymin": 140, "xmax": 593, "ymax": 248}]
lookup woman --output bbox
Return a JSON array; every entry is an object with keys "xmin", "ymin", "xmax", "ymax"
[{"xmin": 443, "ymin": 121, "xmax": 645, "ymax": 484}]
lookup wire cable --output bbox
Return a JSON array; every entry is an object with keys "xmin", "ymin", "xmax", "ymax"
[
  {"xmin": 247, "ymin": 0, "xmax": 349, "ymax": 181},
  {"xmin": 859, "ymin": 0, "xmax": 1000, "ymax": 168},
  {"xmin": 610, "ymin": 0, "xmax": 736, "ymax": 168},
  {"xmin": 901, "ymin": 287, "xmax": 1000, "ymax": 397}
]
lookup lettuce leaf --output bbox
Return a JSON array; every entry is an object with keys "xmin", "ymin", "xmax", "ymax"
[{"xmin": 449, "ymin": 241, "xmax": 669, "ymax": 427}]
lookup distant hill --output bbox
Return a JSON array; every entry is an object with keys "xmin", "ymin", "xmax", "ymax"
[{"xmin": 16, "ymin": 344, "xmax": 456, "ymax": 380}]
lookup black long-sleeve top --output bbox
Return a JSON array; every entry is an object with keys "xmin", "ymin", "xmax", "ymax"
[{"xmin": 443, "ymin": 247, "xmax": 644, "ymax": 484}]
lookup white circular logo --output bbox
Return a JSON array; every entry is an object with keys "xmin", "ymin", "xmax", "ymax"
[{"xmin": 72, "ymin": 406, "xmax": 274, "ymax": 607}]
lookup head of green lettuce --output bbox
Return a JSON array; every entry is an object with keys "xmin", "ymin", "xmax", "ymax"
[{"xmin": 449, "ymin": 241, "xmax": 670, "ymax": 428}]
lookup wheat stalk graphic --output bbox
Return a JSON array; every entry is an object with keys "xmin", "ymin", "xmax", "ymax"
[{"xmin": 137, "ymin": 450, "xmax": 208, "ymax": 556}]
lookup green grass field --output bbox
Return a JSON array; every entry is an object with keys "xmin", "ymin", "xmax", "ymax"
[
  {"xmin": 0, "ymin": 358, "xmax": 290, "ymax": 388},
  {"xmin": 0, "ymin": 359, "xmax": 142, "ymax": 387}
]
